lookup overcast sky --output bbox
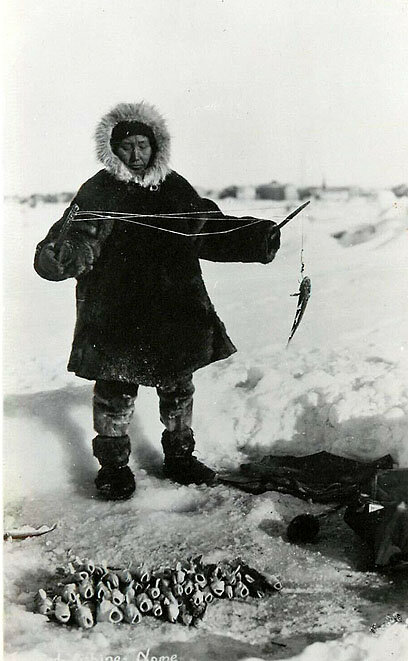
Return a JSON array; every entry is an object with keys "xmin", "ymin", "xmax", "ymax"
[{"xmin": 4, "ymin": 0, "xmax": 408, "ymax": 194}]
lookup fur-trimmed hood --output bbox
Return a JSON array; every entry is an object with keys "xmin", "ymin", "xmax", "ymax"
[{"xmin": 95, "ymin": 101, "xmax": 171, "ymax": 187}]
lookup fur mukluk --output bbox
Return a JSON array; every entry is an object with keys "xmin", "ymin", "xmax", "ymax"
[{"xmin": 95, "ymin": 101, "xmax": 171, "ymax": 188}]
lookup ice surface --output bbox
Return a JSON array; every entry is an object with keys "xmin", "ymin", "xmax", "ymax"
[{"xmin": 3, "ymin": 193, "xmax": 408, "ymax": 660}]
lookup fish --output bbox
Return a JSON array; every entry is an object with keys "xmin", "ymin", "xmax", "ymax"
[
  {"xmin": 163, "ymin": 598, "xmax": 179, "ymax": 623},
  {"xmin": 96, "ymin": 600, "xmax": 123, "ymax": 623},
  {"xmin": 73, "ymin": 603, "xmax": 94, "ymax": 629},
  {"xmin": 152, "ymin": 601, "xmax": 163, "ymax": 618},
  {"xmin": 110, "ymin": 588, "xmax": 125, "ymax": 606},
  {"xmin": 4, "ymin": 523, "xmax": 57, "ymax": 541},
  {"xmin": 135, "ymin": 593, "xmax": 153, "ymax": 613},
  {"xmin": 78, "ymin": 580, "xmax": 94, "ymax": 600},
  {"xmin": 287, "ymin": 276, "xmax": 311, "ymax": 345},
  {"xmin": 53, "ymin": 597, "xmax": 71, "ymax": 624},
  {"xmin": 121, "ymin": 602, "xmax": 142, "ymax": 624},
  {"xmin": 34, "ymin": 589, "xmax": 53, "ymax": 615}
]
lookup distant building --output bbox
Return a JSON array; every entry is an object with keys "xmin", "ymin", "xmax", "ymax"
[
  {"xmin": 218, "ymin": 184, "xmax": 257, "ymax": 200},
  {"xmin": 298, "ymin": 185, "xmax": 371, "ymax": 201},
  {"xmin": 256, "ymin": 181, "xmax": 299, "ymax": 201},
  {"xmin": 298, "ymin": 186, "xmax": 321, "ymax": 200},
  {"xmin": 218, "ymin": 185, "xmax": 239, "ymax": 199}
]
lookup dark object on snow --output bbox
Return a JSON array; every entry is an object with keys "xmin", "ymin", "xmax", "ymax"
[
  {"xmin": 219, "ymin": 451, "xmax": 394, "ymax": 502},
  {"xmin": 344, "ymin": 468, "xmax": 408, "ymax": 567},
  {"xmin": 287, "ymin": 514, "xmax": 320, "ymax": 543},
  {"xmin": 162, "ymin": 428, "xmax": 215, "ymax": 485},
  {"xmin": 36, "ymin": 554, "xmax": 282, "ymax": 628},
  {"xmin": 286, "ymin": 504, "xmax": 344, "ymax": 544}
]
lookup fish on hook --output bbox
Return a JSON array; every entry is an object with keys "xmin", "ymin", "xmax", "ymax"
[{"xmin": 287, "ymin": 275, "xmax": 311, "ymax": 345}]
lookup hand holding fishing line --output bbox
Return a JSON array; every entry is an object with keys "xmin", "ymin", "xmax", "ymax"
[{"xmin": 39, "ymin": 203, "xmax": 97, "ymax": 279}]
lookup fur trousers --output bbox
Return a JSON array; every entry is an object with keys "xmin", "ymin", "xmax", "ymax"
[{"xmin": 93, "ymin": 376, "xmax": 195, "ymax": 437}]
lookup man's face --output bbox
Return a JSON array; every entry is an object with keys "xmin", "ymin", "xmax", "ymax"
[{"xmin": 113, "ymin": 134, "xmax": 153, "ymax": 173}]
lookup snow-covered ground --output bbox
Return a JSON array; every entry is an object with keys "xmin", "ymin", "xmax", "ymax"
[{"xmin": 3, "ymin": 192, "xmax": 408, "ymax": 660}]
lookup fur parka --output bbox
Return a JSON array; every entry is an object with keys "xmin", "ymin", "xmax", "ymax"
[{"xmin": 34, "ymin": 102, "xmax": 280, "ymax": 386}]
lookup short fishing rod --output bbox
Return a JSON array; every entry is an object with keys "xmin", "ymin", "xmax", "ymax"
[{"xmin": 277, "ymin": 200, "xmax": 310, "ymax": 230}]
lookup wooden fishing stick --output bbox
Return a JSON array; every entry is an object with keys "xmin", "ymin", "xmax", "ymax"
[
  {"xmin": 277, "ymin": 200, "xmax": 310, "ymax": 230},
  {"xmin": 54, "ymin": 203, "xmax": 79, "ymax": 258}
]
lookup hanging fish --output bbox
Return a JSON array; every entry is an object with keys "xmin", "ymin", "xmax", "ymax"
[{"xmin": 287, "ymin": 275, "xmax": 311, "ymax": 345}]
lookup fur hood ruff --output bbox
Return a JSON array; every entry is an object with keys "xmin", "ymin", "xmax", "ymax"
[{"xmin": 95, "ymin": 102, "xmax": 171, "ymax": 188}]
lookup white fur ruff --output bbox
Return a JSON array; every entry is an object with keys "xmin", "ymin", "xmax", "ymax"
[{"xmin": 95, "ymin": 101, "xmax": 171, "ymax": 188}]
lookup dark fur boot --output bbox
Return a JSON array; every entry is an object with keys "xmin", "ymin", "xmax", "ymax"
[
  {"xmin": 161, "ymin": 428, "xmax": 215, "ymax": 485},
  {"xmin": 92, "ymin": 434, "xmax": 136, "ymax": 500}
]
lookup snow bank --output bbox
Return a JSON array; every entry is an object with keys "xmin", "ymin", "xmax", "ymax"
[{"xmin": 195, "ymin": 195, "xmax": 408, "ymax": 469}]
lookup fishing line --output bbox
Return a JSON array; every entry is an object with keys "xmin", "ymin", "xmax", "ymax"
[
  {"xmin": 300, "ymin": 213, "xmax": 305, "ymax": 276},
  {"xmin": 69, "ymin": 200, "xmax": 309, "ymax": 238},
  {"xmin": 71, "ymin": 215, "xmax": 269, "ymax": 237},
  {"xmin": 73, "ymin": 207, "xmax": 287, "ymax": 218}
]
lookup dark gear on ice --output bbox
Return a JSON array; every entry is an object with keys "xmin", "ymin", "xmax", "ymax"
[{"xmin": 34, "ymin": 101, "xmax": 281, "ymax": 499}]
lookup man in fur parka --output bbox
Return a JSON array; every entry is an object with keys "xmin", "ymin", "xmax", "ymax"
[{"xmin": 34, "ymin": 101, "xmax": 281, "ymax": 500}]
